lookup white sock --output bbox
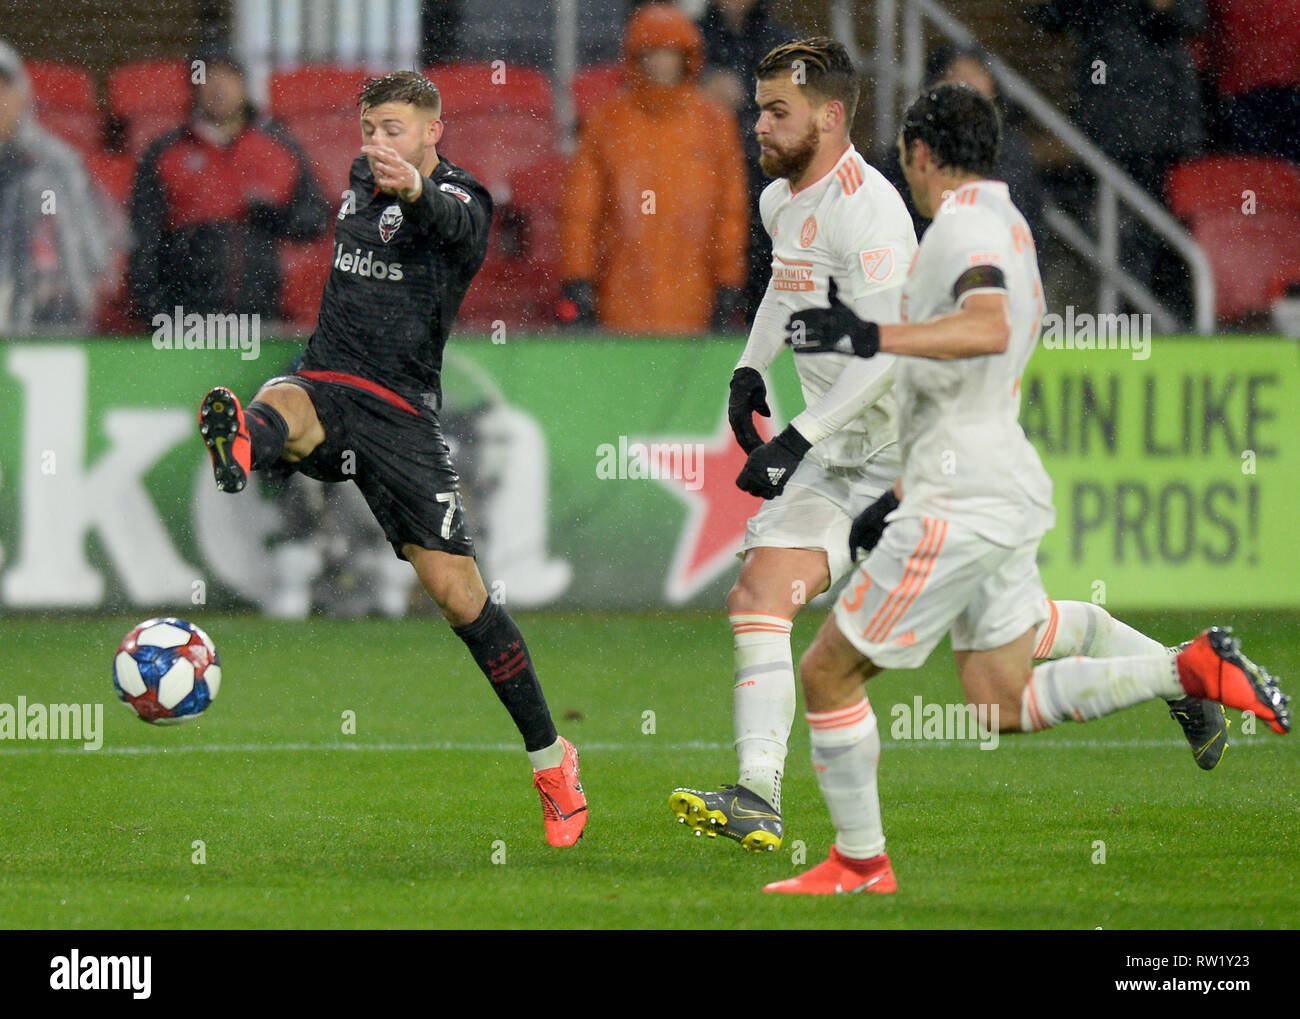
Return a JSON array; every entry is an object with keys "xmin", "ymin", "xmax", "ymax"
[
  {"xmin": 1021, "ymin": 656, "xmax": 1185, "ymax": 731},
  {"xmin": 807, "ymin": 699, "xmax": 885, "ymax": 859},
  {"xmin": 528, "ymin": 737, "xmax": 564, "ymax": 771},
  {"xmin": 1033, "ymin": 600, "xmax": 1168, "ymax": 660},
  {"xmin": 730, "ymin": 613, "xmax": 795, "ymax": 811}
]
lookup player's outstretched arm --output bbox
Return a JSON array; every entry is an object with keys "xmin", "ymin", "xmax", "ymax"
[{"xmin": 788, "ymin": 277, "xmax": 1010, "ymax": 362}]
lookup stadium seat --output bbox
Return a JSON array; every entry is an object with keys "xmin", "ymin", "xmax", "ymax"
[
  {"xmin": 26, "ymin": 60, "xmax": 101, "ymax": 158},
  {"xmin": 572, "ymin": 62, "xmax": 624, "ymax": 125},
  {"xmin": 279, "ymin": 236, "xmax": 334, "ymax": 330},
  {"xmin": 269, "ymin": 66, "xmax": 374, "ymax": 201},
  {"xmin": 1167, "ymin": 155, "xmax": 1300, "ymax": 320},
  {"xmin": 86, "ymin": 150, "xmax": 136, "ymax": 208},
  {"xmin": 425, "ymin": 62, "xmax": 554, "ymax": 117},
  {"xmin": 1167, "ymin": 155, "xmax": 1300, "ymax": 217},
  {"xmin": 106, "ymin": 59, "xmax": 191, "ymax": 157}
]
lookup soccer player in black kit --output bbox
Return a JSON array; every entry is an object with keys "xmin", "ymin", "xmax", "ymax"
[{"xmin": 197, "ymin": 71, "xmax": 587, "ymax": 847}]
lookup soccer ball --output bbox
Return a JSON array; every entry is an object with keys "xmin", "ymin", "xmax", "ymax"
[{"xmin": 112, "ymin": 617, "xmax": 222, "ymax": 724}]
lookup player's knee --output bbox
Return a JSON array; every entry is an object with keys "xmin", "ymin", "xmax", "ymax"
[
  {"xmin": 725, "ymin": 572, "xmax": 801, "ymax": 619},
  {"xmin": 797, "ymin": 642, "xmax": 833, "ymax": 697}
]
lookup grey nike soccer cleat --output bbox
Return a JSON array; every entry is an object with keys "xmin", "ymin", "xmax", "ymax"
[
  {"xmin": 1166, "ymin": 640, "xmax": 1228, "ymax": 770},
  {"xmin": 668, "ymin": 783, "xmax": 782, "ymax": 852}
]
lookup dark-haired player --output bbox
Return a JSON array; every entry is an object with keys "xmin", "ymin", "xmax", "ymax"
[
  {"xmin": 197, "ymin": 71, "xmax": 587, "ymax": 847},
  {"xmin": 766, "ymin": 83, "xmax": 1290, "ymax": 894}
]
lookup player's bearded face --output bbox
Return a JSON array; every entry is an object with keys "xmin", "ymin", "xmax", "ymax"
[{"xmin": 758, "ymin": 116, "xmax": 820, "ymax": 181}]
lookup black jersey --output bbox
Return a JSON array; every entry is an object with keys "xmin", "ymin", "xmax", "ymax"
[{"xmin": 297, "ymin": 154, "xmax": 493, "ymax": 412}]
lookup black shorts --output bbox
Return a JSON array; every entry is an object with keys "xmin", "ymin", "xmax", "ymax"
[{"xmin": 267, "ymin": 371, "xmax": 475, "ymax": 560}]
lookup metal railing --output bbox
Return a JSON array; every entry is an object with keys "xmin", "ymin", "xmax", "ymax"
[{"xmin": 843, "ymin": 0, "xmax": 1215, "ymax": 334}]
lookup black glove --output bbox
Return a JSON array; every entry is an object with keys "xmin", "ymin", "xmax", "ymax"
[
  {"xmin": 786, "ymin": 277, "xmax": 880, "ymax": 357},
  {"xmin": 727, "ymin": 366, "xmax": 770, "ymax": 454},
  {"xmin": 556, "ymin": 280, "xmax": 597, "ymax": 327},
  {"xmin": 710, "ymin": 286, "xmax": 744, "ymax": 332},
  {"xmin": 736, "ymin": 424, "xmax": 811, "ymax": 499},
  {"xmin": 849, "ymin": 489, "xmax": 899, "ymax": 562}
]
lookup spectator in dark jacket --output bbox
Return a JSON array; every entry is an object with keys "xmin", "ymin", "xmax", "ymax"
[
  {"xmin": 128, "ymin": 46, "xmax": 329, "ymax": 324},
  {"xmin": 1033, "ymin": 0, "xmax": 1207, "ymax": 296},
  {"xmin": 877, "ymin": 45, "xmax": 1047, "ymax": 245},
  {"xmin": 696, "ymin": 0, "xmax": 794, "ymax": 325}
]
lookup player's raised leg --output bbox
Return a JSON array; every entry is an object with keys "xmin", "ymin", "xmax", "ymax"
[
  {"xmin": 669, "ymin": 545, "xmax": 828, "ymax": 852},
  {"xmin": 405, "ymin": 545, "xmax": 587, "ymax": 847},
  {"xmin": 198, "ymin": 380, "xmax": 326, "ymax": 492},
  {"xmin": 960, "ymin": 623, "xmax": 1290, "ymax": 739},
  {"xmin": 763, "ymin": 612, "xmax": 895, "ymax": 895},
  {"xmin": 1031, "ymin": 599, "xmax": 1229, "ymax": 768}
]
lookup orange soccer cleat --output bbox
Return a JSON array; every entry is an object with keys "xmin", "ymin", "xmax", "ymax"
[
  {"xmin": 198, "ymin": 387, "xmax": 252, "ymax": 493},
  {"xmin": 533, "ymin": 737, "xmax": 587, "ymax": 847},
  {"xmin": 1176, "ymin": 627, "xmax": 1291, "ymax": 735},
  {"xmin": 763, "ymin": 846, "xmax": 896, "ymax": 896}
]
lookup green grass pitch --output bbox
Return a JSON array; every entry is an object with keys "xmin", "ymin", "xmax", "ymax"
[{"xmin": 1, "ymin": 609, "xmax": 1296, "ymax": 929}]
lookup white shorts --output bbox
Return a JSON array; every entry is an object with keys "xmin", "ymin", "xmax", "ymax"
[
  {"xmin": 740, "ymin": 455, "xmax": 896, "ymax": 584},
  {"xmin": 832, "ymin": 515, "xmax": 1049, "ymax": 670}
]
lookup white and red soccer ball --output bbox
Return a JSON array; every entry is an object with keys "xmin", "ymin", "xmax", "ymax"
[{"xmin": 112, "ymin": 617, "xmax": 221, "ymax": 724}]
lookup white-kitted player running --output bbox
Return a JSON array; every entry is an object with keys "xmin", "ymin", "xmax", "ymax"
[
  {"xmin": 764, "ymin": 82, "xmax": 1289, "ymax": 895},
  {"xmin": 667, "ymin": 40, "xmax": 1234, "ymax": 857},
  {"xmin": 667, "ymin": 38, "xmax": 916, "ymax": 851}
]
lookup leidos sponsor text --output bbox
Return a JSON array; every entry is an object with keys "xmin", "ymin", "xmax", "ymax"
[{"xmin": 333, "ymin": 243, "xmax": 404, "ymax": 280}]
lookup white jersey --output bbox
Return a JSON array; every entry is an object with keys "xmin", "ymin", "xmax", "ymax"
[
  {"xmin": 893, "ymin": 179, "xmax": 1054, "ymax": 547},
  {"xmin": 737, "ymin": 145, "xmax": 918, "ymax": 468}
]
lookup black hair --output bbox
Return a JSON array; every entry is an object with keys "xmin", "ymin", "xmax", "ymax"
[{"xmin": 899, "ymin": 82, "xmax": 1000, "ymax": 177}]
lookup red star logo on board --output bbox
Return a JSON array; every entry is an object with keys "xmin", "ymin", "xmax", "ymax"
[{"xmin": 641, "ymin": 407, "xmax": 778, "ymax": 604}]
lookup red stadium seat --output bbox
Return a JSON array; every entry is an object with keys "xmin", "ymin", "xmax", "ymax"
[
  {"xmin": 426, "ymin": 62, "xmax": 554, "ymax": 117},
  {"xmin": 572, "ymin": 62, "xmax": 625, "ymax": 125},
  {"xmin": 107, "ymin": 59, "xmax": 191, "ymax": 157},
  {"xmin": 1168, "ymin": 155, "xmax": 1300, "ymax": 217},
  {"xmin": 86, "ymin": 150, "xmax": 136, "ymax": 208},
  {"xmin": 26, "ymin": 60, "xmax": 101, "ymax": 157},
  {"xmin": 269, "ymin": 66, "xmax": 374, "ymax": 201},
  {"xmin": 279, "ymin": 235, "xmax": 335, "ymax": 329},
  {"xmin": 1168, "ymin": 156, "xmax": 1300, "ymax": 320}
]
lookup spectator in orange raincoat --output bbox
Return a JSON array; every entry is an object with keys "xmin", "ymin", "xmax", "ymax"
[{"xmin": 557, "ymin": 3, "xmax": 750, "ymax": 334}]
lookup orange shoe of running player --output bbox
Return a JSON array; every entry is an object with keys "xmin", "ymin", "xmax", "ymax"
[
  {"xmin": 533, "ymin": 737, "xmax": 587, "ymax": 847},
  {"xmin": 1176, "ymin": 627, "xmax": 1291, "ymax": 735},
  {"xmin": 198, "ymin": 387, "xmax": 252, "ymax": 493},
  {"xmin": 763, "ymin": 846, "xmax": 896, "ymax": 896}
]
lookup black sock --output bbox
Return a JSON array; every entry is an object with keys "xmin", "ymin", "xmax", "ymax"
[
  {"xmin": 453, "ymin": 597, "xmax": 558, "ymax": 753},
  {"xmin": 245, "ymin": 401, "xmax": 289, "ymax": 470}
]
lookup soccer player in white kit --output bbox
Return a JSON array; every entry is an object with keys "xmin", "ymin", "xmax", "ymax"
[
  {"xmin": 667, "ymin": 39, "xmax": 917, "ymax": 851},
  {"xmin": 765, "ymin": 83, "xmax": 1290, "ymax": 895},
  {"xmin": 668, "ymin": 41, "xmax": 1230, "ymax": 857}
]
